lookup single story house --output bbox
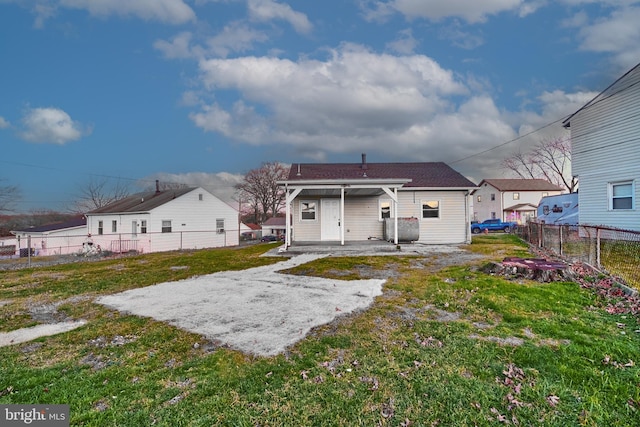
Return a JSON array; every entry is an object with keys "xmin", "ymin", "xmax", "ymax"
[
  {"xmin": 261, "ymin": 217, "xmax": 287, "ymax": 238},
  {"xmin": 473, "ymin": 179, "xmax": 564, "ymax": 224},
  {"xmin": 537, "ymin": 193, "xmax": 579, "ymax": 225},
  {"xmin": 278, "ymin": 155, "xmax": 478, "ymax": 247},
  {"xmin": 563, "ymin": 62, "xmax": 640, "ymax": 232},
  {"xmin": 11, "ymin": 215, "xmax": 87, "ymax": 256},
  {"xmin": 85, "ymin": 185, "xmax": 239, "ymax": 254}
]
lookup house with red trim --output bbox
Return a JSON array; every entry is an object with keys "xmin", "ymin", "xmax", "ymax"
[{"xmin": 279, "ymin": 155, "xmax": 477, "ymax": 247}]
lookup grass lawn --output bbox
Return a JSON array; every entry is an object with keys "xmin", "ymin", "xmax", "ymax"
[{"xmin": 1, "ymin": 237, "xmax": 639, "ymax": 426}]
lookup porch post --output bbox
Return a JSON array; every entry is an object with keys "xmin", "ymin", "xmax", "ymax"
[
  {"xmin": 340, "ymin": 187, "xmax": 345, "ymax": 246},
  {"xmin": 394, "ymin": 187, "xmax": 398, "ymax": 245},
  {"xmin": 285, "ymin": 186, "xmax": 291, "ymax": 248}
]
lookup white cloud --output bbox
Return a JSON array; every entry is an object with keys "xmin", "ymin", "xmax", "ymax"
[
  {"xmin": 386, "ymin": 28, "xmax": 419, "ymax": 54},
  {"xmin": 0, "ymin": 116, "xmax": 10, "ymax": 129},
  {"xmin": 155, "ymin": 23, "xmax": 269, "ymax": 60},
  {"xmin": 59, "ymin": 0, "xmax": 196, "ymax": 24},
  {"xmin": 247, "ymin": 0, "xmax": 312, "ymax": 34},
  {"xmin": 205, "ymin": 21, "xmax": 269, "ymax": 57},
  {"xmin": 365, "ymin": 0, "xmax": 524, "ymax": 23},
  {"xmin": 19, "ymin": 107, "xmax": 89, "ymax": 145},
  {"xmin": 576, "ymin": 6, "xmax": 640, "ymax": 71}
]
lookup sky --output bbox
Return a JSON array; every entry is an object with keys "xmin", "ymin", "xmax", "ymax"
[{"xmin": 1, "ymin": 0, "xmax": 639, "ymax": 212}]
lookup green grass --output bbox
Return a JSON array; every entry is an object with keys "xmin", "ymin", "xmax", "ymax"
[{"xmin": 1, "ymin": 236, "xmax": 639, "ymax": 426}]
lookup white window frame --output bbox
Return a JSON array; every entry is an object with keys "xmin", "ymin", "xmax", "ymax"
[
  {"xmin": 111, "ymin": 220, "xmax": 117, "ymax": 233},
  {"xmin": 162, "ymin": 220, "xmax": 172, "ymax": 233},
  {"xmin": 98, "ymin": 220, "xmax": 103, "ymax": 235},
  {"xmin": 421, "ymin": 200, "xmax": 440, "ymax": 219},
  {"xmin": 379, "ymin": 199, "xmax": 393, "ymax": 221},
  {"xmin": 140, "ymin": 220, "xmax": 147, "ymax": 234},
  {"xmin": 300, "ymin": 200, "xmax": 317, "ymax": 221},
  {"xmin": 216, "ymin": 219, "xmax": 225, "ymax": 233},
  {"xmin": 513, "ymin": 192, "xmax": 520, "ymax": 200},
  {"xmin": 609, "ymin": 181, "xmax": 634, "ymax": 210}
]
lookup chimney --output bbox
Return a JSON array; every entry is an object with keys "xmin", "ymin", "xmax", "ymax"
[
  {"xmin": 155, "ymin": 180, "xmax": 160, "ymax": 194},
  {"xmin": 361, "ymin": 153, "xmax": 367, "ymax": 169}
]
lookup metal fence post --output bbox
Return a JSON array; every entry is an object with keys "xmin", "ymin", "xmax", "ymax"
[
  {"xmin": 596, "ymin": 227, "xmax": 601, "ymax": 267},
  {"xmin": 559, "ymin": 225, "xmax": 563, "ymax": 255}
]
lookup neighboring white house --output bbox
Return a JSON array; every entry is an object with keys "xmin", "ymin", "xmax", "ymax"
[
  {"xmin": 473, "ymin": 179, "xmax": 564, "ymax": 224},
  {"xmin": 279, "ymin": 156, "xmax": 478, "ymax": 246},
  {"xmin": 261, "ymin": 217, "xmax": 287, "ymax": 238},
  {"xmin": 563, "ymin": 62, "xmax": 640, "ymax": 231},
  {"xmin": 537, "ymin": 193, "xmax": 579, "ymax": 225},
  {"xmin": 11, "ymin": 215, "xmax": 87, "ymax": 256},
  {"xmin": 85, "ymin": 186, "xmax": 239, "ymax": 254}
]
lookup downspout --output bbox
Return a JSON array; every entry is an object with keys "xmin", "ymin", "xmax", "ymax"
[{"xmin": 465, "ymin": 190, "xmax": 470, "ymax": 243}]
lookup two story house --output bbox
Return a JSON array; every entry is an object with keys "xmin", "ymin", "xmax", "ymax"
[
  {"xmin": 473, "ymin": 179, "xmax": 563, "ymax": 224},
  {"xmin": 563, "ymin": 62, "xmax": 640, "ymax": 231}
]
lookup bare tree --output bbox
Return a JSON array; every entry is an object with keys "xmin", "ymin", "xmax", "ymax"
[
  {"xmin": 0, "ymin": 179, "xmax": 20, "ymax": 213},
  {"xmin": 235, "ymin": 162, "xmax": 288, "ymax": 224},
  {"xmin": 502, "ymin": 137, "xmax": 578, "ymax": 193},
  {"xmin": 72, "ymin": 177, "xmax": 132, "ymax": 212}
]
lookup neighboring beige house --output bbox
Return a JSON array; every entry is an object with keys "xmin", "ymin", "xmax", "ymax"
[
  {"xmin": 85, "ymin": 186, "xmax": 239, "ymax": 254},
  {"xmin": 563, "ymin": 62, "xmax": 640, "ymax": 231},
  {"xmin": 279, "ymin": 156, "xmax": 478, "ymax": 246},
  {"xmin": 473, "ymin": 179, "xmax": 563, "ymax": 224},
  {"xmin": 10, "ymin": 215, "xmax": 87, "ymax": 256}
]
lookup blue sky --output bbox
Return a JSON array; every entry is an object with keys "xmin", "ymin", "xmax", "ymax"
[{"xmin": 1, "ymin": 0, "xmax": 639, "ymax": 212}]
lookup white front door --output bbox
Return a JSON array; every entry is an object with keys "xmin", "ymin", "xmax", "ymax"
[{"xmin": 321, "ymin": 199, "xmax": 341, "ymax": 240}]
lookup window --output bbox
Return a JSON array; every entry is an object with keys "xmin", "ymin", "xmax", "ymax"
[
  {"xmin": 162, "ymin": 220, "xmax": 172, "ymax": 233},
  {"xmin": 112, "ymin": 220, "xmax": 117, "ymax": 233},
  {"xmin": 610, "ymin": 181, "xmax": 634, "ymax": 210},
  {"xmin": 216, "ymin": 219, "xmax": 225, "ymax": 233},
  {"xmin": 199, "ymin": 193, "xmax": 203, "ymax": 201},
  {"xmin": 300, "ymin": 201, "xmax": 316, "ymax": 221},
  {"xmin": 542, "ymin": 205, "xmax": 550, "ymax": 215},
  {"xmin": 477, "ymin": 195, "xmax": 481, "ymax": 203},
  {"xmin": 98, "ymin": 221, "xmax": 103, "ymax": 235},
  {"xmin": 379, "ymin": 200, "xmax": 392, "ymax": 220},
  {"xmin": 513, "ymin": 193, "xmax": 520, "ymax": 200},
  {"xmin": 421, "ymin": 200, "xmax": 439, "ymax": 219},
  {"xmin": 141, "ymin": 220, "xmax": 147, "ymax": 234},
  {"xmin": 491, "ymin": 212, "xmax": 496, "ymax": 219},
  {"xmin": 490, "ymin": 193, "xmax": 495, "ymax": 201}
]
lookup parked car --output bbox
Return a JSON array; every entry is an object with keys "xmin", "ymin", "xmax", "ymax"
[
  {"xmin": 471, "ymin": 219, "xmax": 517, "ymax": 234},
  {"xmin": 261, "ymin": 235, "xmax": 278, "ymax": 242}
]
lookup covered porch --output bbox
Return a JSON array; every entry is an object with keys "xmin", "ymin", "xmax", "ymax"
[{"xmin": 281, "ymin": 178, "xmax": 411, "ymax": 248}]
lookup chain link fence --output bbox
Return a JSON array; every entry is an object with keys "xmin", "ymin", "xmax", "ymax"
[
  {"xmin": 0, "ymin": 228, "xmax": 245, "ymax": 268},
  {"xmin": 515, "ymin": 222, "xmax": 640, "ymax": 288}
]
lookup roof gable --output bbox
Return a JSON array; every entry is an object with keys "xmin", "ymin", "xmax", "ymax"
[
  {"xmin": 479, "ymin": 179, "xmax": 563, "ymax": 192},
  {"xmin": 286, "ymin": 162, "xmax": 476, "ymax": 188},
  {"xmin": 563, "ymin": 62, "xmax": 640, "ymax": 127},
  {"xmin": 87, "ymin": 187, "xmax": 196, "ymax": 214}
]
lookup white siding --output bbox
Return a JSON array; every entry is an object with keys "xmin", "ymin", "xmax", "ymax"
[
  {"xmin": 291, "ymin": 190, "xmax": 471, "ymax": 244},
  {"xmin": 86, "ymin": 188, "xmax": 239, "ymax": 253},
  {"xmin": 570, "ymin": 65, "xmax": 640, "ymax": 231}
]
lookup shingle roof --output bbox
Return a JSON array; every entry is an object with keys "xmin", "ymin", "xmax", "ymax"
[
  {"xmin": 262, "ymin": 217, "xmax": 286, "ymax": 227},
  {"xmin": 87, "ymin": 188, "xmax": 196, "ymax": 214},
  {"xmin": 479, "ymin": 179, "xmax": 563, "ymax": 192},
  {"xmin": 286, "ymin": 162, "xmax": 476, "ymax": 188},
  {"xmin": 13, "ymin": 215, "xmax": 86, "ymax": 233}
]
